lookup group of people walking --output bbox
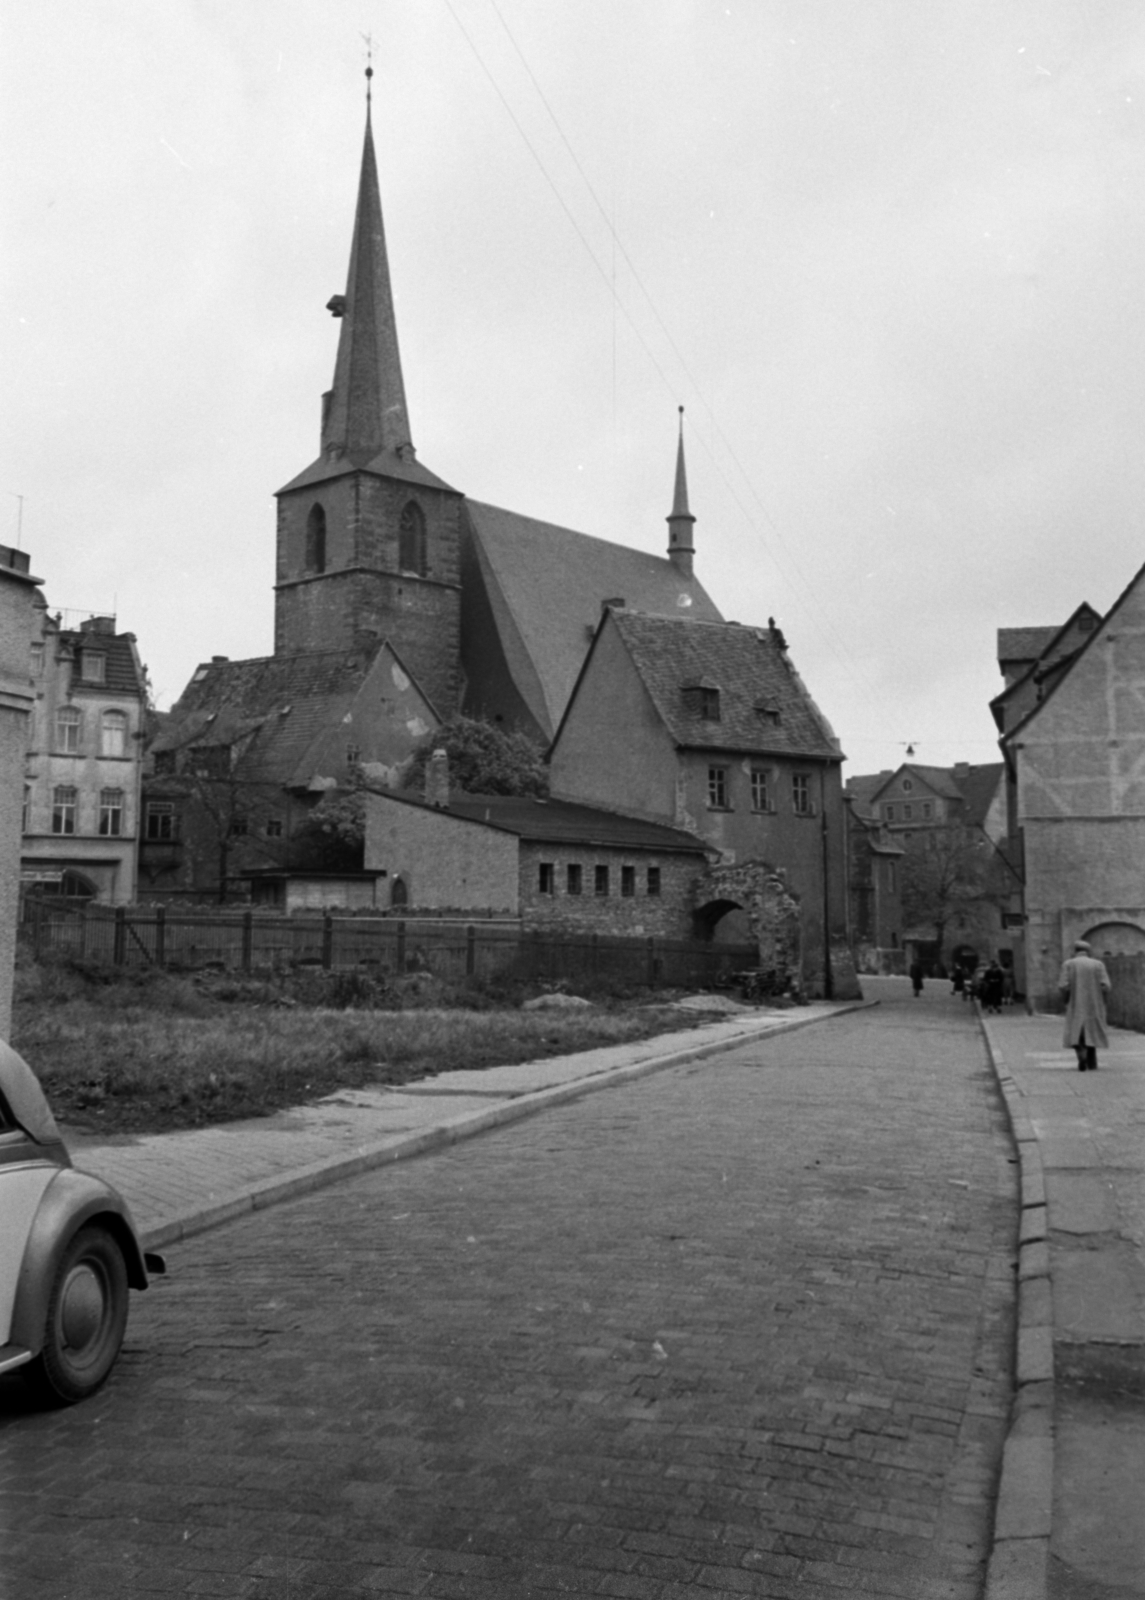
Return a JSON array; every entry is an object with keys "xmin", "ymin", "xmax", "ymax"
[{"xmin": 906, "ymin": 941, "xmax": 1113, "ymax": 1073}]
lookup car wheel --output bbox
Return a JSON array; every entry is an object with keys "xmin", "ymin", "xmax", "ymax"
[{"xmin": 32, "ymin": 1226, "xmax": 129, "ymax": 1404}]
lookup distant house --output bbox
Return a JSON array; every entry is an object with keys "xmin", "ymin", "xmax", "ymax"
[
  {"xmin": 22, "ymin": 605, "xmax": 148, "ymax": 906},
  {"xmin": 362, "ymin": 786, "xmax": 712, "ymax": 937},
  {"xmin": 843, "ymin": 796, "xmax": 905, "ymax": 972},
  {"xmin": 139, "ymin": 640, "xmax": 438, "ymax": 902},
  {"xmin": 548, "ymin": 608, "xmax": 856, "ymax": 997},
  {"xmin": 845, "ymin": 761, "xmax": 1012, "ymax": 975},
  {"xmin": 995, "ymin": 572, "xmax": 1145, "ymax": 1011}
]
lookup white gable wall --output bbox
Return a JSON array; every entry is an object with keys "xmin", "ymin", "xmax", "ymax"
[{"xmin": 1016, "ymin": 569, "xmax": 1145, "ymax": 1007}]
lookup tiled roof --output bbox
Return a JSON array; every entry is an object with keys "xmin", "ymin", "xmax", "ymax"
[
  {"xmin": 277, "ymin": 444, "xmax": 456, "ymax": 498},
  {"xmin": 444, "ymin": 794, "xmax": 710, "ymax": 855},
  {"xmin": 844, "ymin": 772, "xmax": 893, "ymax": 814},
  {"xmin": 463, "ymin": 500, "xmax": 723, "ymax": 738},
  {"xmin": 897, "ymin": 764, "xmax": 964, "ymax": 800},
  {"xmin": 997, "ymin": 626, "xmax": 1059, "ymax": 665},
  {"xmin": 605, "ymin": 611, "xmax": 842, "ymax": 759},
  {"xmin": 61, "ymin": 631, "xmax": 146, "ymax": 697},
  {"xmin": 956, "ymin": 763, "xmax": 1004, "ymax": 828},
  {"xmin": 845, "ymin": 761, "xmax": 1003, "ymax": 824},
  {"xmin": 155, "ymin": 649, "xmax": 376, "ymax": 788}
]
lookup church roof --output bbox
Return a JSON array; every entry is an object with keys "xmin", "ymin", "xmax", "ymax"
[
  {"xmin": 600, "ymin": 611, "xmax": 842, "ymax": 760},
  {"xmin": 463, "ymin": 500, "xmax": 723, "ymax": 740}
]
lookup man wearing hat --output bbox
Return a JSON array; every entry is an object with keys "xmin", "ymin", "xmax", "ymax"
[{"xmin": 1058, "ymin": 940, "xmax": 1112, "ymax": 1071}]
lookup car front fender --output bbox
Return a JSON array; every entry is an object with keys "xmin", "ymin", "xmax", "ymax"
[{"xmin": 9, "ymin": 1168, "xmax": 151, "ymax": 1357}]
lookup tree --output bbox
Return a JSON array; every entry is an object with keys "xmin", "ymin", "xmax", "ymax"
[
  {"xmin": 403, "ymin": 715, "xmax": 548, "ymax": 798},
  {"xmin": 900, "ymin": 826, "xmax": 1010, "ymax": 967},
  {"xmin": 290, "ymin": 789, "xmax": 365, "ymax": 871}
]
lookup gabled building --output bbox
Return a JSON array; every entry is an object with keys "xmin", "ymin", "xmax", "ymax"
[
  {"xmin": 843, "ymin": 800, "xmax": 905, "ymax": 973},
  {"xmin": 845, "ymin": 761, "xmax": 1012, "ymax": 975},
  {"xmin": 153, "ymin": 85, "xmax": 848, "ymax": 947},
  {"xmin": 22, "ymin": 605, "xmax": 148, "ymax": 905},
  {"xmin": 361, "ymin": 785, "xmax": 713, "ymax": 936},
  {"xmin": 139, "ymin": 640, "xmax": 437, "ymax": 902},
  {"xmin": 996, "ymin": 569, "xmax": 1145, "ymax": 1010},
  {"xmin": 548, "ymin": 606, "xmax": 855, "ymax": 996},
  {"xmin": 270, "ymin": 101, "xmax": 723, "ymax": 749},
  {"xmin": 849, "ymin": 761, "xmax": 1006, "ymax": 844}
]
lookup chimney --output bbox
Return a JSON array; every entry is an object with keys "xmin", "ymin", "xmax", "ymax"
[
  {"xmin": 953, "ymin": 762, "xmax": 971, "ymax": 778},
  {"xmin": 424, "ymin": 748, "xmax": 450, "ymax": 809}
]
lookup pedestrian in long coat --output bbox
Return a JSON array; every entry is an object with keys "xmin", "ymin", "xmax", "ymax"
[
  {"xmin": 1058, "ymin": 940, "xmax": 1111, "ymax": 1071},
  {"xmin": 909, "ymin": 959, "xmax": 924, "ymax": 997}
]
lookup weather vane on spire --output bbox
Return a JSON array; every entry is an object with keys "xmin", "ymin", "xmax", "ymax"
[{"xmin": 361, "ymin": 31, "xmax": 375, "ymax": 103}]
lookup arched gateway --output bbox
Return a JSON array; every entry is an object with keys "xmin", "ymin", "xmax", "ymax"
[{"xmin": 694, "ymin": 860, "xmax": 802, "ymax": 982}]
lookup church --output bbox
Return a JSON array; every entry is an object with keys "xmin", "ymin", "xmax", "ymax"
[{"xmin": 144, "ymin": 91, "xmax": 854, "ymax": 994}]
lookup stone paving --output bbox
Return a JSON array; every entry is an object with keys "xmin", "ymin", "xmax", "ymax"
[
  {"xmin": 977, "ymin": 1006, "xmax": 1145, "ymax": 1599},
  {"xmin": 0, "ymin": 990, "xmax": 1016, "ymax": 1598}
]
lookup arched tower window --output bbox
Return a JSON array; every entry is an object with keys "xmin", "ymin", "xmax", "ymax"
[
  {"xmin": 398, "ymin": 501, "xmax": 427, "ymax": 575},
  {"xmin": 305, "ymin": 504, "xmax": 327, "ymax": 574}
]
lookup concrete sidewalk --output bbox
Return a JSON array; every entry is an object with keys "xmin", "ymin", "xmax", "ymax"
[
  {"xmin": 980, "ymin": 1006, "xmax": 1145, "ymax": 1600},
  {"xmin": 67, "ymin": 1001, "xmax": 862, "ymax": 1253}
]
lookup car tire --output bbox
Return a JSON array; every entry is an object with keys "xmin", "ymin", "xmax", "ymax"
[{"xmin": 32, "ymin": 1225, "xmax": 130, "ymax": 1404}]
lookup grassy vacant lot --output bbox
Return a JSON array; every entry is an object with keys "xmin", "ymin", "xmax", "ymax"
[{"xmin": 12, "ymin": 956, "xmax": 718, "ymax": 1137}]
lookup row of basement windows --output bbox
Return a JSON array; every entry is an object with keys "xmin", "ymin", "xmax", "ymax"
[
  {"xmin": 707, "ymin": 765, "xmax": 815, "ymax": 815},
  {"xmin": 537, "ymin": 863, "xmax": 661, "ymax": 898},
  {"xmin": 47, "ymin": 708, "xmax": 130, "ymax": 758},
  {"xmin": 38, "ymin": 786, "xmax": 126, "ymax": 837}
]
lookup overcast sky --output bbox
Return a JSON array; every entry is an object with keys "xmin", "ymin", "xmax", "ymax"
[{"xmin": 7, "ymin": 1, "xmax": 1145, "ymax": 778}]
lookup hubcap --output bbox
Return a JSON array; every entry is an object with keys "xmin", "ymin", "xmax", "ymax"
[{"xmin": 59, "ymin": 1264, "xmax": 106, "ymax": 1352}]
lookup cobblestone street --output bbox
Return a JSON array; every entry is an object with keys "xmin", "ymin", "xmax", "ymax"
[{"xmin": 1, "ymin": 988, "xmax": 1017, "ymax": 1598}]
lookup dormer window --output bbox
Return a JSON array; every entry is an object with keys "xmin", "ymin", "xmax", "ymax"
[
  {"xmin": 305, "ymin": 504, "xmax": 327, "ymax": 573},
  {"xmin": 399, "ymin": 501, "xmax": 427, "ymax": 575},
  {"xmin": 754, "ymin": 699, "xmax": 781, "ymax": 726},
  {"xmin": 682, "ymin": 678, "xmax": 720, "ymax": 720},
  {"xmin": 80, "ymin": 651, "xmax": 106, "ymax": 684}
]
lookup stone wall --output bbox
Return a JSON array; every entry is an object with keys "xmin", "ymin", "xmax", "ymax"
[{"xmin": 519, "ymin": 843, "xmax": 699, "ymax": 940}]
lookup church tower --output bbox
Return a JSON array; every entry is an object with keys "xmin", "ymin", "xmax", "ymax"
[{"xmin": 274, "ymin": 79, "xmax": 462, "ymax": 713}]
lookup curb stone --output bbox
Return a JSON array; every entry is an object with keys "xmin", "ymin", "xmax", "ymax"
[
  {"xmin": 137, "ymin": 998, "xmax": 875, "ymax": 1252},
  {"xmin": 978, "ymin": 1007, "xmax": 1053, "ymax": 1600}
]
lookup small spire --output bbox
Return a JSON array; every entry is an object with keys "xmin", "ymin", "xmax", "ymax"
[{"xmin": 666, "ymin": 405, "xmax": 695, "ymax": 577}]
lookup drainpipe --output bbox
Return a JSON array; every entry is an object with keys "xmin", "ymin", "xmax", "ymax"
[{"xmin": 821, "ymin": 760, "xmax": 833, "ymax": 1000}]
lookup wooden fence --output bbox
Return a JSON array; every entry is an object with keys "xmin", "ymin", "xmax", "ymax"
[{"xmin": 19, "ymin": 900, "xmax": 757, "ymax": 992}]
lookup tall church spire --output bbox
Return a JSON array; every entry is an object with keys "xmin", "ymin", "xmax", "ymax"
[
  {"xmin": 321, "ymin": 84, "xmax": 412, "ymax": 465},
  {"xmin": 666, "ymin": 406, "xmax": 695, "ymax": 578}
]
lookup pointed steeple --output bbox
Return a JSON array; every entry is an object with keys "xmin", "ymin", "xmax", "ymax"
[
  {"xmin": 321, "ymin": 87, "xmax": 412, "ymax": 466},
  {"xmin": 666, "ymin": 406, "xmax": 695, "ymax": 578}
]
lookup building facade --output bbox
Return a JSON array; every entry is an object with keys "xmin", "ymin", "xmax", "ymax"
[
  {"xmin": 549, "ymin": 609, "xmax": 856, "ymax": 996},
  {"xmin": 998, "ymin": 569, "xmax": 1145, "ymax": 1011},
  {"xmin": 0, "ymin": 544, "xmax": 41, "ymax": 1037},
  {"xmin": 22, "ymin": 608, "xmax": 147, "ymax": 906}
]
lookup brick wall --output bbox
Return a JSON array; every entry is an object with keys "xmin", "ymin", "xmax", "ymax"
[
  {"xmin": 275, "ymin": 473, "xmax": 462, "ymax": 713},
  {"xmin": 519, "ymin": 842, "xmax": 700, "ymax": 939}
]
